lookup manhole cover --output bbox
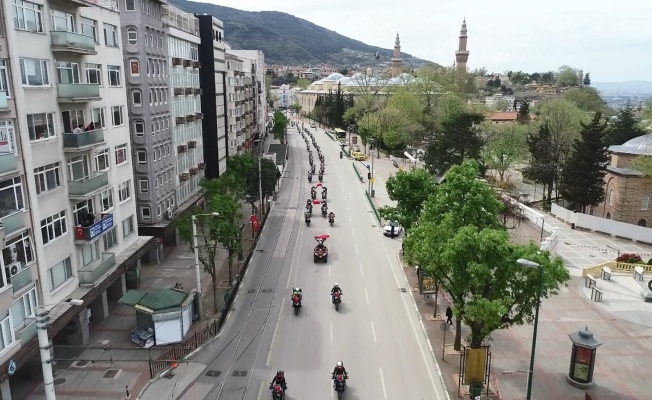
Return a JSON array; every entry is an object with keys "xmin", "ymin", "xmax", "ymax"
[
  {"xmin": 103, "ymin": 369, "xmax": 119, "ymax": 379},
  {"xmin": 247, "ymin": 289, "xmax": 255, "ymax": 294},
  {"xmin": 232, "ymin": 370, "xmax": 248, "ymax": 377},
  {"xmin": 205, "ymin": 370, "xmax": 221, "ymax": 377},
  {"xmin": 399, "ymin": 288, "xmax": 407, "ymax": 293},
  {"xmin": 262, "ymin": 289, "xmax": 272, "ymax": 293},
  {"xmin": 54, "ymin": 378, "xmax": 66, "ymax": 385},
  {"xmin": 75, "ymin": 360, "xmax": 88, "ymax": 367}
]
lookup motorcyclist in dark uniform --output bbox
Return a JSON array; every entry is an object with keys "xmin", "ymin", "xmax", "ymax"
[
  {"xmin": 270, "ymin": 370, "xmax": 287, "ymax": 391},
  {"xmin": 332, "ymin": 361, "xmax": 348, "ymax": 380}
]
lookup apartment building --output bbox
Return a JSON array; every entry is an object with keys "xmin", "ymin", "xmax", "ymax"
[
  {"xmin": 225, "ymin": 53, "xmax": 244, "ymax": 154},
  {"xmin": 163, "ymin": 5, "xmax": 204, "ymax": 213},
  {"xmin": 228, "ymin": 50, "xmax": 265, "ymax": 152},
  {"xmin": 196, "ymin": 14, "xmax": 227, "ymax": 179},
  {"xmin": 0, "ymin": 0, "xmax": 154, "ymax": 394}
]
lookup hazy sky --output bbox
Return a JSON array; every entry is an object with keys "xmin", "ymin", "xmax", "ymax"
[{"xmin": 197, "ymin": 0, "xmax": 651, "ymax": 82}]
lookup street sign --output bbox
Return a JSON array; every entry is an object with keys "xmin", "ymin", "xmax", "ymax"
[{"xmin": 8, "ymin": 360, "xmax": 16, "ymax": 375}]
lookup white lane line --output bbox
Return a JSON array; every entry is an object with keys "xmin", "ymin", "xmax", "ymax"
[
  {"xmin": 349, "ymin": 215, "xmax": 352, "ymax": 222},
  {"xmin": 286, "ymin": 223, "xmax": 304, "ymax": 289},
  {"xmin": 266, "ymin": 298, "xmax": 285, "ymax": 366},
  {"xmin": 346, "ymin": 204, "xmax": 349, "ymax": 211},
  {"xmin": 371, "ymin": 322, "xmax": 377, "ymax": 343},
  {"xmin": 330, "ymin": 322, "xmax": 333, "ymax": 343},
  {"xmin": 257, "ymin": 381, "xmax": 264, "ymax": 400},
  {"xmin": 359, "ymin": 262, "xmax": 364, "ymax": 277},
  {"xmin": 355, "ymin": 244, "xmax": 359, "ymax": 253},
  {"xmin": 234, "ymin": 293, "xmax": 239, "ymax": 304},
  {"xmin": 364, "ymin": 288, "xmax": 370, "ymax": 305},
  {"xmin": 352, "ymin": 228, "xmax": 355, "ymax": 237},
  {"xmin": 379, "ymin": 367, "xmax": 388, "ymax": 399}
]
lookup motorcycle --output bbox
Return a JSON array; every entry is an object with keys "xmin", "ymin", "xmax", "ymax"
[
  {"xmin": 305, "ymin": 214, "xmax": 311, "ymax": 226},
  {"xmin": 311, "ymin": 165, "xmax": 316, "ymax": 174},
  {"xmin": 318, "ymin": 174, "xmax": 323, "ymax": 183},
  {"xmin": 311, "ymin": 190, "xmax": 316, "ymax": 200},
  {"xmin": 332, "ymin": 373, "xmax": 347, "ymax": 398},
  {"xmin": 321, "ymin": 191, "xmax": 327, "ymax": 201},
  {"xmin": 328, "ymin": 215, "xmax": 334, "ymax": 227},
  {"xmin": 308, "ymin": 174, "xmax": 312, "ymax": 183},
  {"xmin": 332, "ymin": 292, "xmax": 342, "ymax": 311},
  {"xmin": 322, "ymin": 208, "xmax": 327, "ymax": 218},
  {"xmin": 269, "ymin": 383, "xmax": 285, "ymax": 400},
  {"xmin": 292, "ymin": 294, "xmax": 302, "ymax": 316}
]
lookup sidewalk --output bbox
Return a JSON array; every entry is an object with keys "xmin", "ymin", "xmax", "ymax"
[{"xmin": 21, "ymin": 207, "xmax": 256, "ymax": 400}]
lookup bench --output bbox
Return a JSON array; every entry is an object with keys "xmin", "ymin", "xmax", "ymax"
[
  {"xmin": 584, "ymin": 274, "xmax": 596, "ymax": 288},
  {"xmin": 591, "ymin": 286, "xmax": 603, "ymax": 302},
  {"xmin": 601, "ymin": 266, "xmax": 612, "ymax": 281},
  {"xmin": 633, "ymin": 266, "xmax": 645, "ymax": 281}
]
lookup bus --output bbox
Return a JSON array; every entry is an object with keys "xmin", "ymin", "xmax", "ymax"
[{"xmin": 334, "ymin": 128, "xmax": 347, "ymax": 139}]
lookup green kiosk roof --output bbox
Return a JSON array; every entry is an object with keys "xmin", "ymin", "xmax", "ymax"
[{"xmin": 118, "ymin": 288, "xmax": 188, "ymax": 311}]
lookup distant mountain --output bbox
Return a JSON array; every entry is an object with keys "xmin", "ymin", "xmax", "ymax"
[
  {"xmin": 170, "ymin": 0, "xmax": 433, "ymax": 67},
  {"xmin": 592, "ymin": 81, "xmax": 652, "ymax": 95}
]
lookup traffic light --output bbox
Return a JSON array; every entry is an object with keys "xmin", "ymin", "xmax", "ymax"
[{"xmin": 367, "ymin": 172, "xmax": 371, "ymax": 179}]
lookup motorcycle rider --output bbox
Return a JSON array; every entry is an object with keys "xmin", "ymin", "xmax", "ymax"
[
  {"xmin": 269, "ymin": 370, "xmax": 287, "ymax": 391},
  {"xmin": 332, "ymin": 361, "xmax": 348, "ymax": 380},
  {"xmin": 328, "ymin": 211, "xmax": 335, "ymax": 221},
  {"xmin": 292, "ymin": 287, "xmax": 302, "ymax": 303},
  {"xmin": 331, "ymin": 283, "xmax": 342, "ymax": 302},
  {"xmin": 321, "ymin": 202, "xmax": 328, "ymax": 216}
]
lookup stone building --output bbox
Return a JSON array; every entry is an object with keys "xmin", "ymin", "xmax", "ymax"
[{"xmin": 595, "ymin": 134, "xmax": 652, "ymax": 226}]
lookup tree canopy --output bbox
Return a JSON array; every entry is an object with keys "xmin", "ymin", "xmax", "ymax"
[
  {"xmin": 272, "ymin": 111, "xmax": 289, "ymax": 142},
  {"xmin": 378, "ymin": 168, "xmax": 436, "ymax": 233},
  {"xmin": 605, "ymin": 105, "xmax": 646, "ymax": 146},
  {"xmin": 563, "ymin": 87, "xmax": 609, "ymax": 114},
  {"xmin": 483, "ymin": 123, "xmax": 529, "ymax": 181}
]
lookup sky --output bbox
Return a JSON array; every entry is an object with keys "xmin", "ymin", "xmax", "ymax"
[{"xmin": 197, "ymin": 0, "xmax": 652, "ymax": 82}]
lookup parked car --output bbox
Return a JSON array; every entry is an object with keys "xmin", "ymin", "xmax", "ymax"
[{"xmin": 383, "ymin": 220, "xmax": 403, "ymax": 237}]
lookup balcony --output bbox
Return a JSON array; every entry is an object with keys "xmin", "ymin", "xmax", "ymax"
[
  {"xmin": 50, "ymin": 31, "xmax": 97, "ymax": 55},
  {"xmin": 0, "ymin": 92, "xmax": 9, "ymax": 113},
  {"xmin": 63, "ymin": 129, "xmax": 106, "ymax": 152},
  {"xmin": 0, "ymin": 153, "xmax": 17, "ymax": 176},
  {"xmin": 78, "ymin": 253, "xmax": 116, "ymax": 287},
  {"xmin": 68, "ymin": 172, "xmax": 109, "ymax": 199},
  {"xmin": 74, "ymin": 213, "xmax": 114, "ymax": 243},
  {"xmin": 57, "ymin": 83, "xmax": 101, "ymax": 103},
  {"xmin": 10, "ymin": 265, "xmax": 33, "ymax": 293},
  {"xmin": 0, "ymin": 211, "xmax": 26, "ymax": 238},
  {"xmin": 18, "ymin": 320, "xmax": 37, "ymax": 346}
]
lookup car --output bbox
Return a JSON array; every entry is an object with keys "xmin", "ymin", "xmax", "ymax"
[
  {"xmin": 383, "ymin": 220, "xmax": 403, "ymax": 237},
  {"xmin": 310, "ymin": 122, "xmax": 316, "ymax": 128},
  {"xmin": 352, "ymin": 146, "xmax": 361, "ymax": 153}
]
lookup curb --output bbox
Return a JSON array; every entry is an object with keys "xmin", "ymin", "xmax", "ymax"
[
  {"xmin": 352, "ymin": 162, "xmax": 364, "ymax": 183},
  {"xmin": 364, "ymin": 189, "xmax": 382, "ymax": 225},
  {"xmin": 396, "ymin": 253, "xmax": 452, "ymax": 400},
  {"xmin": 324, "ymin": 130, "xmax": 336, "ymax": 142}
]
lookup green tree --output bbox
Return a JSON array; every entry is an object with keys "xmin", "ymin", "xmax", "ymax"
[
  {"xmin": 272, "ymin": 111, "xmax": 289, "ymax": 143},
  {"xmin": 483, "ymin": 123, "xmax": 529, "ymax": 181},
  {"xmin": 563, "ymin": 87, "xmax": 608, "ymax": 114},
  {"xmin": 539, "ymin": 71, "xmax": 555, "ymax": 84},
  {"xmin": 378, "ymin": 168, "xmax": 436, "ymax": 233},
  {"xmin": 296, "ymin": 78, "xmax": 311, "ymax": 90},
  {"xmin": 559, "ymin": 113, "xmax": 609, "ymax": 212},
  {"xmin": 583, "ymin": 73, "xmax": 591, "ymax": 86},
  {"xmin": 424, "ymin": 109, "xmax": 485, "ymax": 176},
  {"xmin": 557, "ymin": 65, "xmax": 580, "ymax": 87},
  {"xmin": 493, "ymin": 98, "xmax": 510, "ymax": 111},
  {"xmin": 523, "ymin": 124, "xmax": 556, "ymax": 204},
  {"xmin": 517, "ymin": 101, "xmax": 530, "ymax": 124},
  {"xmin": 338, "ymin": 67, "xmax": 349, "ymax": 75},
  {"xmin": 291, "ymin": 103, "xmax": 302, "ymax": 116},
  {"xmin": 605, "ymin": 105, "xmax": 646, "ymax": 145}
]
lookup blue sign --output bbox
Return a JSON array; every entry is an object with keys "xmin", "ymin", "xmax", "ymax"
[
  {"xmin": 75, "ymin": 214, "xmax": 113, "ymax": 241},
  {"xmin": 8, "ymin": 360, "xmax": 16, "ymax": 375}
]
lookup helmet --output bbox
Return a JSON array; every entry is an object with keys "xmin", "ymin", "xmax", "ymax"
[
  {"xmin": 276, "ymin": 370, "xmax": 283, "ymax": 375},
  {"xmin": 336, "ymin": 361, "xmax": 343, "ymax": 367},
  {"xmin": 280, "ymin": 370, "xmax": 285, "ymax": 375},
  {"xmin": 334, "ymin": 283, "xmax": 338, "ymax": 287}
]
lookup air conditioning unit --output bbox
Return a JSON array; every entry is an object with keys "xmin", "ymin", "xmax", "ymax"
[
  {"xmin": 197, "ymin": 162, "xmax": 205, "ymax": 170},
  {"xmin": 184, "ymin": 87, "xmax": 193, "ymax": 95},
  {"xmin": 175, "ymin": 116, "xmax": 186, "ymax": 125},
  {"xmin": 173, "ymin": 87, "xmax": 184, "ymax": 96},
  {"xmin": 195, "ymin": 112, "xmax": 203, "ymax": 119},
  {"xmin": 172, "ymin": 57, "xmax": 182, "ymax": 66},
  {"xmin": 5, "ymin": 261, "xmax": 20, "ymax": 282},
  {"xmin": 189, "ymin": 168, "xmax": 198, "ymax": 176},
  {"xmin": 187, "ymin": 140, "xmax": 197, "ymax": 149},
  {"xmin": 192, "ymin": 61, "xmax": 200, "ymax": 69},
  {"xmin": 185, "ymin": 114, "xmax": 195, "ymax": 122},
  {"xmin": 192, "ymin": 88, "xmax": 201, "ymax": 95},
  {"xmin": 179, "ymin": 173, "xmax": 190, "ymax": 181},
  {"xmin": 177, "ymin": 144, "xmax": 187, "ymax": 153},
  {"xmin": 163, "ymin": 211, "xmax": 173, "ymax": 221},
  {"xmin": 182, "ymin": 59, "xmax": 191, "ymax": 67}
]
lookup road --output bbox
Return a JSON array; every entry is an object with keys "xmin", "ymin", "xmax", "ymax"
[{"xmin": 151, "ymin": 119, "xmax": 450, "ymax": 400}]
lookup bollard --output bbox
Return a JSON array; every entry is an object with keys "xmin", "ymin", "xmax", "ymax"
[{"xmin": 339, "ymin": 151, "xmax": 343, "ymax": 159}]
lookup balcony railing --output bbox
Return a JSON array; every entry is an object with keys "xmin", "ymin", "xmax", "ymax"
[
  {"xmin": 68, "ymin": 172, "xmax": 109, "ymax": 198},
  {"xmin": 18, "ymin": 320, "xmax": 37, "ymax": 346},
  {"xmin": 0, "ymin": 92, "xmax": 8, "ymax": 112},
  {"xmin": 0, "ymin": 211, "xmax": 25, "ymax": 237},
  {"xmin": 78, "ymin": 253, "xmax": 116, "ymax": 286},
  {"xmin": 0, "ymin": 152, "xmax": 17, "ymax": 175},
  {"xmin": 74, "ymin": 213, "xmax": 114, "ymax": 242},
  {"xmin": 11, "ymin": 265, "xmax": 32, "ymax": 293},
  {"xmin": 50, "ymin": 31, "xmax": 97, "ymax": 55},
  {"xmin": 57, "ymin": 83, "xmax": 101, "ymax": 103},
  {"xmin": 63, "ymin": 129, "xmax": 106, "ymax": 151}
]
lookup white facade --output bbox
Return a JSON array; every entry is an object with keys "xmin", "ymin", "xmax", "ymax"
[
  {"xmin": 164, "ymin": 5, "xmax": 203, "ymax": 207},
  {"xmin": 225, "ymin": 53, "xmax": 244, "ymax": 153},
  {"xmin": 271, "ymin": 84, "xmax": 300, "ymax": 109}
]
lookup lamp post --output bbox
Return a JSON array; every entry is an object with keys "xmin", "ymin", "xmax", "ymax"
[
  {"xmin": 192, "ymin": 212, "xmax": 219, "ymax": 320},
  {"xmin": 36, "ymin": 299, "xmax": 84, "ymax": 400},
  {"xmin": 517, "ymin": 258, "xmax": 544, "ymax": 400}
]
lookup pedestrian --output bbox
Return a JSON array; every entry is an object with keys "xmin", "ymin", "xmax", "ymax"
[{"xmin": 445, "ymin": 306, "xmax": 453, "ymax": 325}]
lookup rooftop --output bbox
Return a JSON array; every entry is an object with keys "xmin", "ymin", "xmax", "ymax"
[{"xmin": 609, "ymin": 134, "xmax": 652, "ymax": 156}]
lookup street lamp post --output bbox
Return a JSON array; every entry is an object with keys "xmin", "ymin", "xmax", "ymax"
[
  {"xmin": 36, "ymin": 299, "xmax": 84, "ymax": 400},
  {"xmin": 517, "ymin": 258, "xmax": 544, "ymax": 400},
  {"xmin": 192, "ymin": 212, "xmax": 219, "ymax": 320}
]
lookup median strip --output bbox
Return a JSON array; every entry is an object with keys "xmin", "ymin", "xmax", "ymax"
[
  {"xmin": 352, "ymin": 162, "xmax": 364, "ymax": 183},
  {"xmin": 365, "ymin": 190, "xmax": 382, "ymax": 224}
]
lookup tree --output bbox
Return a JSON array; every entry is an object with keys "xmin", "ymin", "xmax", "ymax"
[
  {"xmin": 516, "ymin": 101, "xmax": 530, "ymax": 124},
  {"xmin": 291, "ymin": 103, "xmax": 302, "ymax": 116},
  {"xmin": 523, "ymin": 124, "xmax": 556, "ymax": 204},
  {"xmin": 266, "ymin": 79, "xmax": 280, "ymax": 108},
  {"xmin": 583, "ymin": 73, "xmax": 591, "ymax": 86},
  {"xmin": 338, "ymin": 67, "xmax": 349, "ymax": 75},
  {"xmin": 563, "ymin": 87, "xmax": 608, "ymax": 114},
  {"xmin": 483, "ymin": 124, "xmax": 529, "ymax": 181},
  {"xmin": 559, "ymin": 113, "xmax": 609, "ymax": 212},
  {"xmin": 220, "ymin": 154, "xmax": 276, "ymax": 213},
  {"xmin": 423, "ymin": 109, "xmax": 485, "ymax": 176},
  {"xmin": 557, "ymin": 65, "xmax": 580, "ymax": 87},
  {"xmin": 493, "ymin": 99, "xmax": 511, "ymax": 111},
  {"xmin": 271, "ymin": 111, "xmax": 288, "ymax": 143},
  {"xmin": 296, "ymin": 78, "xmax": 311, "ymax": 90},
  {"xmin": 605, "ymin": 105, "xmax": 646, "ymax": 146},
  {"xmin": 378, "ymin": 168, "xmax": 436, "ymax": 233}
]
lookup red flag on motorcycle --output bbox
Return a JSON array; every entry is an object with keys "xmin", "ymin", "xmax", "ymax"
[
  {"xmin": 316, "ymin": 183, "xmax": 322, "ymax": 187},
  {"xmin": 312, "ymin": 199, "xmax": 321, "ymax": 205},
  {"xmin": 315, "ymin": 234, "xmax": 329, "ymax": 241},
  {"xmin": 250, "ymin": 214, "xmax": 259, "ymax": 233}
]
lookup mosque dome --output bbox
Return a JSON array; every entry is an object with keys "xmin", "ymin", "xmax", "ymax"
[
  {"xmin": 609, "ymin": 134, "xmax": 652, "ymax": 156},
  {"xmin": 323, "ymin": 73, "xmax": 344, "ymax": 81}
]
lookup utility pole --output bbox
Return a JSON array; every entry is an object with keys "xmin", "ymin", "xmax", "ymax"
[
  {"xmin": 191, "ymin": 215, "xmax": 203, "ymax": 320},
  {"xmin": 36, "ymin": 306, "xmax": 56, "ymax": 400},
  {"xmin": 258, "ymin": 155, "xmax": 264, "ymax": 219}
]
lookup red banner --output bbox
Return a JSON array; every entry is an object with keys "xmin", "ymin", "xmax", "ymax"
[{"xmin": 251, "ymin": 214, "xmax": 259, "ymax": 233}]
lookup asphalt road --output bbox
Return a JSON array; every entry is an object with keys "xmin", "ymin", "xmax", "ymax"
[{"xmin": 161, "ymin": 119, "xmax": 450, "ymax": 400}]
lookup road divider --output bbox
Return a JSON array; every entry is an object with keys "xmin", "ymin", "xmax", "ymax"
[
  {"xmin": 365, "ymin": 190, "xmax": 382, "ymax": 225},
  {"xmin": 324, "ymin": 130, "xmax": 336, "ymax": 141},
  {"xmin": 352, "ymin": 162, "xmax": 364, "ymax": 182}
]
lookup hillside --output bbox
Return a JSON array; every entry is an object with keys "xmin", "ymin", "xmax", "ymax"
[{"xmin": 170, "ymin": 0, "xmax": 432, "ymax": 67}]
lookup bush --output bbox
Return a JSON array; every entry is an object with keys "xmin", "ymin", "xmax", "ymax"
[
  {"xmin": 648, "ymin": 258, "xmax": 652, "ymax": 265},
  {"xmin": 616, "ymin": 253, "xmax": 641, "ymax": 263}
]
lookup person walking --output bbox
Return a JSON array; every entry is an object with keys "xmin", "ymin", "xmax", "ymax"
[{"xmin": 445, "ymin": 306, "xmax": 453, "ymax": 325}]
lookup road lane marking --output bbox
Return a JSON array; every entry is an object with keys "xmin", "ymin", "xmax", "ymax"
[
  {"xmin": 355, "ymin": 244, "xmax": 359, "ymax": 253},
  {"xmin": 379, "ymin": 367, "xmax": 388, "ymax": 399},
  {"xmin": 346, "ymin": 204, "xmax": 349, "ymax": 211},
  {"xmin": 258, "ymin": 381, "xmax": 264, "ymax": 400},
  {"xmin": 359, "ymin": 262, "xmax": 364, "ymax": 277},
  {"xmin": 234, "ymin": 293, "xmax": 239, "ymax": 304},
  {"xmin": 371, "ymin": 322, "xmax": 377, "ymax": 343},
  {"xmin": 266, "ymin": 297, "xmax": 285, "ymax": 366},
  {"xmin": 364, "ymin": 288, "xmax": 370, "ymax": 305},
  {"xmin": 286, "ymin": 217, "xmax": 305, "ymax": 289},
  {"xmin": 349, "ymin": 215, "xmax": 352, "ymax": 222},
  {"xmin": 330, "ymin": 322, "xmax": 333, "ymax": 343}
]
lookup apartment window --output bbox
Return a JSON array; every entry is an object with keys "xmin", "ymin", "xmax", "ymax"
[
  {"xmin": 0, "ymin": 61, "xmax": 11, "ymax": 97},
  {"xmin": 67, "ymin": 155, "xmax": 89, "ymax": 181},
  {"xmin": 126, "ymin": 26, "xmax": 137, "ymax": 45},
  {"xmin": 80, "ymin": 241, "xmax": 99, "ymax": 267},
  {"xmin": 103, "ymin": 23, "xmax": 118, "ymax": 47},
  {"xmin": 3, "ymin": 231, "xmax": 34, "ymax": 271},
  {"xmin": 11, "ymin": 287, "xmax": 37, "ymax": 329},
  {"xmin": 86, "ymin": 63, "xmax": 101, "ymax": 85},
  {"xmin": 136, "ymin": 149, "xmax": 146, "ymax": 164},
  {"xmin": 0, "ymin": 177, "xmax": 24, "ymax": 218},
  {"xmin": 118, "ymin": 180, "xmax": 131, "ymax": 202},
  {"xmin": 62, "ymin": 109, "xmax": 85, "ymax": 133},
  {"xmin": 111, "ymin": 106, "xmax": 124, "ymax": 126},
  {"xmin": 94, "ymin": 149, "xmax": 110, "ymax": 171},
  {"xmin": 19, "ymin": 58, "xmax": 49, "ymax": 86},
  {"xmin": 643, "ymin": 195, "xmax": 650, "ymax": 211},
  {"xmin": 80, "ymin": 17, "xmax": 97, "ymax": 42},
  {"xmin": 41, "ymin": 210, "xmax": 68, "ymax": 245},
  {"xmin": 12, "ymin": 0, "xmax": 43, "ymax": 33},
  {"xmin": 162, "ymin": 88, "xmax": 167, "ymax": 103},
  {"xmin": 103, "ymin": 227, "xmax": 118, "ymax": 250},
  {"xmin": 140, "ymin": 205, "xmax": 151, "ymax": 221},
  {"xmin": 107, "ymin": 65, "xmax": 121, "ymax": 87},
  {"xmin": 129, "ymin": 60, "xmax": 139, "ymax": 76},
  {"xmin": 157, "ymin": 204, "xmax": 162, "ymax": 218},
  {"xmin": 122, "ymin": 215, "xmax": 134, "ymax": 238},
  {"xmin": 90, "ymin": 107, "xmax": 106, "ymax": 129},
  {"xmin": 138, "ymin": 178, "xmax": 148, "ymax": 192},
  {"xmin": 56, "ymin": 61, "xmax": 80, "ymax": 84},
  {"xmin": 100, "ymin": 189, "xmax": 113, "ymax": 212},
  {"xmin": 51, "ymin": 10, "xmax": 74, "ymax": 32},
  {"xmin": 125, "ymin": 0, "xmax": 135, "ymax": 11},
  {"xmin": 34, "ymin": 162, "xmax": 61, "ymax": 195},
  {"xmin": 27, "ymin": 113, "xmax": 55, "ymax": 141},
  {"xmin": 152, "ymin": 89, "xmax": 158, "ymax": 104},
  {"xmin": 114, "ymin": 144, "xmax": 127, "ymax": 165},
  {"xmin": 0, "ymin": 314, "xmax": 15, "ymax": 353},
  {"xmin": 131, "ymin": 90, "xmax": 142, "ymax": 106},
  {"xmin": 47, "ymin": 257, "xmax": 72, "ymax": 291},
  {"xmin": 134, "ymin": 120, "xmax": 145, "ymax": 137}
]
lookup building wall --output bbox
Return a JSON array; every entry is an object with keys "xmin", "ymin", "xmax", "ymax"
[
  {"xmin": 596, "ymin": 171, "xmax": 652, "ymax": 226},
  {"xmin": 225, "ymin": 54, "xmax": 243, "ymax": 153},
  {"xmin": 120, "ymin": 0, "xmax": 175, "ymax": 227},
  {"xmin": 228, "ymin": 49, "xmax": 264, "ymax": 151}
]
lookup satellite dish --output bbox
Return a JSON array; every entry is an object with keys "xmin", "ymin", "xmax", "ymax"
[{"xmin": 375, "ymin": 51, "xmax": 380, "ymax": 59}]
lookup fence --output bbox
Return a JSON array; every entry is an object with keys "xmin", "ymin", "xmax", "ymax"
[
  {"xmin": 365, "ymin": 190, "xmax": 381, "ymax": 224},
  {"xmin": 352, "ymin": 162, "xmax": 364, "ymax": 182}
]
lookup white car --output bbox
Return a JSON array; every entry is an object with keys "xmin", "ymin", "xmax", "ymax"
[{"xmin": 383, "ymin": 220, "xmax": 403, "ymax": 237}]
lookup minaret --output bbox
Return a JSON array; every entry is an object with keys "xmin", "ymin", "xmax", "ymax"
[
  {"xmin": 455, "ymin": 19, "xmax": 469, "ymax": 90},
  {"xmin": 391, "ymin": 33, "xmax": 402, "ymax": 77}
]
